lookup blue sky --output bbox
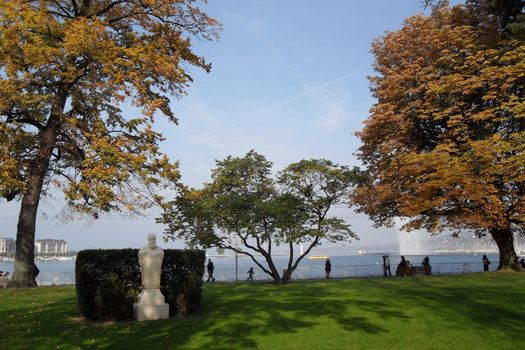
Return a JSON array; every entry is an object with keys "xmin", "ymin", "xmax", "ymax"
[{"xmin": 0, "ymin": 1, "xmax": 462, "ymax": 251}]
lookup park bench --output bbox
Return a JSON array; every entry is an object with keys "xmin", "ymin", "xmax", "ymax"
[
  {"xmin": 397, "ymin": 265, "xmax": 431, "ymax": 276},
  {"xmin": 0, "ymin": 275, "xmax": 9, "ymax": 287},
  {"xmin": 412, "ymin": 265, "xmax": 431, "ymax": 275}
]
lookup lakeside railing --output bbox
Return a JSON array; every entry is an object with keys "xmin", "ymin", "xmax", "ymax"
[
  {"xmin": 206, "ymin": 261, "xmax": 490, "ymax": 282},
  {"xmin": 30, "ymin": 261, "xmax": 491, "ymax": 285},
  {"xmin": 37, "ymin": 271, "xmax": 76, "ymax": 286}
]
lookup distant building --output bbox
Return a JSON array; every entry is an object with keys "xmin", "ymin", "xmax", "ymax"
[
  {"xmin": 0, "ymin": 237, "xmax": 16, "ymax": 253},
  {"xmin": 34, "ymin": 239, "xmax": 68, "ymax": 254},
  {"xmin": 0, "ymin": 238, "xmax": 68, "ymax": 254}
]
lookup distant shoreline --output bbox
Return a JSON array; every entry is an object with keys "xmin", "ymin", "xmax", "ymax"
[{"xmin": 0, "ymin": 252, "xmax": 77, "ymax": 262}]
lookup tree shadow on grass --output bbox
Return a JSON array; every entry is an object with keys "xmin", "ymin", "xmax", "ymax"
[
  {"xmin": 0, "ymin": 281, "xmax": 406, "ymax": 349},
  {"xmin": 2, "ymin": 274, "xmax": 523, "ymax": 349},
  {"xmin": 175, "ymin": 281, "xmax": 409, "ymax": 349}
]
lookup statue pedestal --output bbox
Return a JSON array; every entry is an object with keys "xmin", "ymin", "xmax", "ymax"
[{"xmin": 134, "ymin": 288, "xmax": 169, "ymax": 321}]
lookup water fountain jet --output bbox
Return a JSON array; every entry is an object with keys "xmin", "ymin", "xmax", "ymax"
[{"xmin": 396, "ymin": 218, "xmax": 426, "ymax": 255}]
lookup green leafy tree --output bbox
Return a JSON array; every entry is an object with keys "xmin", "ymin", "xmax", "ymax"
[
  {"xmin": 0, "ymin": 0, "xmax": 219, "ymax": 287},
  {"xmin": 353, "ymin": 4, "xmax": 524, "ymax": 270},
  {"xmin": 159, "ymin": 151, "xmax": 360, "ymax": 284},
  {"xmin": 423, "ymin": 0, "xmax": 525, "ymax": 40}
]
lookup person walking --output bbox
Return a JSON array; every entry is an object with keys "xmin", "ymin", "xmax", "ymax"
[
  {"xmin": 247, "ymin": 267, "xmax": 255, "ymax": 281},
  {"xmin": 325, "ymin": 258, "xmax": 332, "ymax": 279},
  {"xmin": 482, "ymin": 255, "xmax": 491, "ymax": 272},
  {"xmin": 206, "ymin": 259, "xmax": 215, "ymax": 282}
]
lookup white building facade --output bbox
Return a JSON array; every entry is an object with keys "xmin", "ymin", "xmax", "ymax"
[
  {"xmin": 0, "ymin": 237, "xmax": 16, "ymax": 253},
  {"xmin": 34, "ymin": 239, "xmax": 68, "ymax": 254}
]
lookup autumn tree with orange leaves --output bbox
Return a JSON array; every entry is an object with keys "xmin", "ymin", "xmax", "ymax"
[
  {"xmin": 353, "ymin": 4, "xmax": 524, "ymax": 270},
  {"xmin": 0, "ymin": 0, "xmax": 220, "ymax": 287}
]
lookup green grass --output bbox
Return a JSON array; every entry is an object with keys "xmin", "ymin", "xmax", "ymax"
[{"xmin": 1, "ymin": 273, "xmax": 524, "ymax": 349}]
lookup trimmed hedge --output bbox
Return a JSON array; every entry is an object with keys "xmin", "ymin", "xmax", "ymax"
[{"xmin": 75, "ymin": 249, "xmax": 205, "ymax": 321}]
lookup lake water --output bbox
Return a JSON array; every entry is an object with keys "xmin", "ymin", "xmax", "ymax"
[
  {"xmin": 0, "ymin": 253, "xmax": 507, "ymax": 285},
  {"xmin": 207, "ymin": 253, "xmax": 503, "ymax": 281}
]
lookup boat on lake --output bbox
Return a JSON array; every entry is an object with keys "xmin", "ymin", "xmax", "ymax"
[{"xmin": 308, "ymin": 255, "xmax": 329, "ymax": 260}]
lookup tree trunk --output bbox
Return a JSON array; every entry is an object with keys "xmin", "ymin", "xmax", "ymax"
[
  {"xmin": 281, "ymin": 239, "xmax": 320, "ymax": 284},
  {"xmin": 11, "ymin": 180, "xmax": 42, "ymax": 287},
  {"xmin": 490, "ymin": 227, "xmax": 520, "ymax": 271},
  {"xmin": 281, "ymin": 242, "xmax": 294, "ymax": 284},
  {"xmin": 281, "ymin": 268, "xmax": 293, "ymax": 284},
  {"xmin": 11, "ymin": 92, "xmax": 66, "ymax": 288},
  {"xmin": 267, "ymin": 260, "xmax": 282, "ymax": 284}
]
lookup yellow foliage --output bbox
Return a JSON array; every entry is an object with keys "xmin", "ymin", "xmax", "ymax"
[
  {"xmin": 354, "ymin": 5, "xmax": 525, "ymax": 234},
  {"xmin": 0, "ymin": 0, "xmax": 220, "ymax": 215}
]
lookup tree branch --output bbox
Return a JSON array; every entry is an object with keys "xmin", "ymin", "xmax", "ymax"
[{"xmin": 7, "ymin": 115, "xmax": 45, "ymax": 130}]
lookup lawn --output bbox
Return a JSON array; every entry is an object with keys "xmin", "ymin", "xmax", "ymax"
[{"xmin": 1, "ymin": 273, "xmax": 524, "ymax": 349}]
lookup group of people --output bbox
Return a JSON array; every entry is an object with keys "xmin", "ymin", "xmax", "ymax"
[
  {"xmin": 395, "ymin": 255, "xmax": 413, "ymax": 276},
  {"xmin": 206, "ymin": 259, "xmax": 256, "ymax": 282},
  {"xmin": 382, "ymin": 255, "xmax": 419, "ymax": 277},
  {"xmin": 204, "ymin": 254, "xmax": 525, "ymax": 282},
  {"xmin": 388, "ymin": 255, "xmax": 431, "ymax": 276},
  {"xmin": 206, "ymin": 257, "xmax": 334, "ymax": 281},
  {"xmin": 392, "ymin": 254, "xmax": 520, "ymax": 274}
]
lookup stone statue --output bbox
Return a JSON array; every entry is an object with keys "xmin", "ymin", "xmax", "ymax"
[
  {"xmin": 138, "ymin": 233, "xmax": 164, "ymax": 289},
  {"xmin": 134, "ymin": 233, "xmax": 169, "ymax": 321}
]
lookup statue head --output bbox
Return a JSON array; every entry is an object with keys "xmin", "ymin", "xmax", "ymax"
[{"xmin": 147, "ymin": 233, "xmax": 157, "ymax": 249}]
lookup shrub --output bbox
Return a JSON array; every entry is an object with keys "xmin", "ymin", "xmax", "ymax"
[
  {"xmin": 76, "ymin": 249, "xmax": 205, "ymax": 321},
  {"xmin": 95, "ymin": 273, "xmax": 138, "ymax": 321}
]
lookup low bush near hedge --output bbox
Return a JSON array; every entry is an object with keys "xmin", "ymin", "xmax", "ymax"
[{"xmin": 75, "ymin": 249, "xmax": 205, "ymax": 321}]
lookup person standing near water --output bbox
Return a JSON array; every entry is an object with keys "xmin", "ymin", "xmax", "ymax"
[
  {"xmin": 325, "ymin": 258, "xmax": 332, "ymax": 279},
  {"xmin": 383, "ymin": 255, "xmax": 392, "ymax": 277},
  {"xmin": 482, "ymin": 255, "xmax": 491, "ymax": 271}
]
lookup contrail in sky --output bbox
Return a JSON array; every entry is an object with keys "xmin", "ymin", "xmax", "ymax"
[{"xmin": 256, "ymin": 70, "xmax": 362, "ymax": 116}]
